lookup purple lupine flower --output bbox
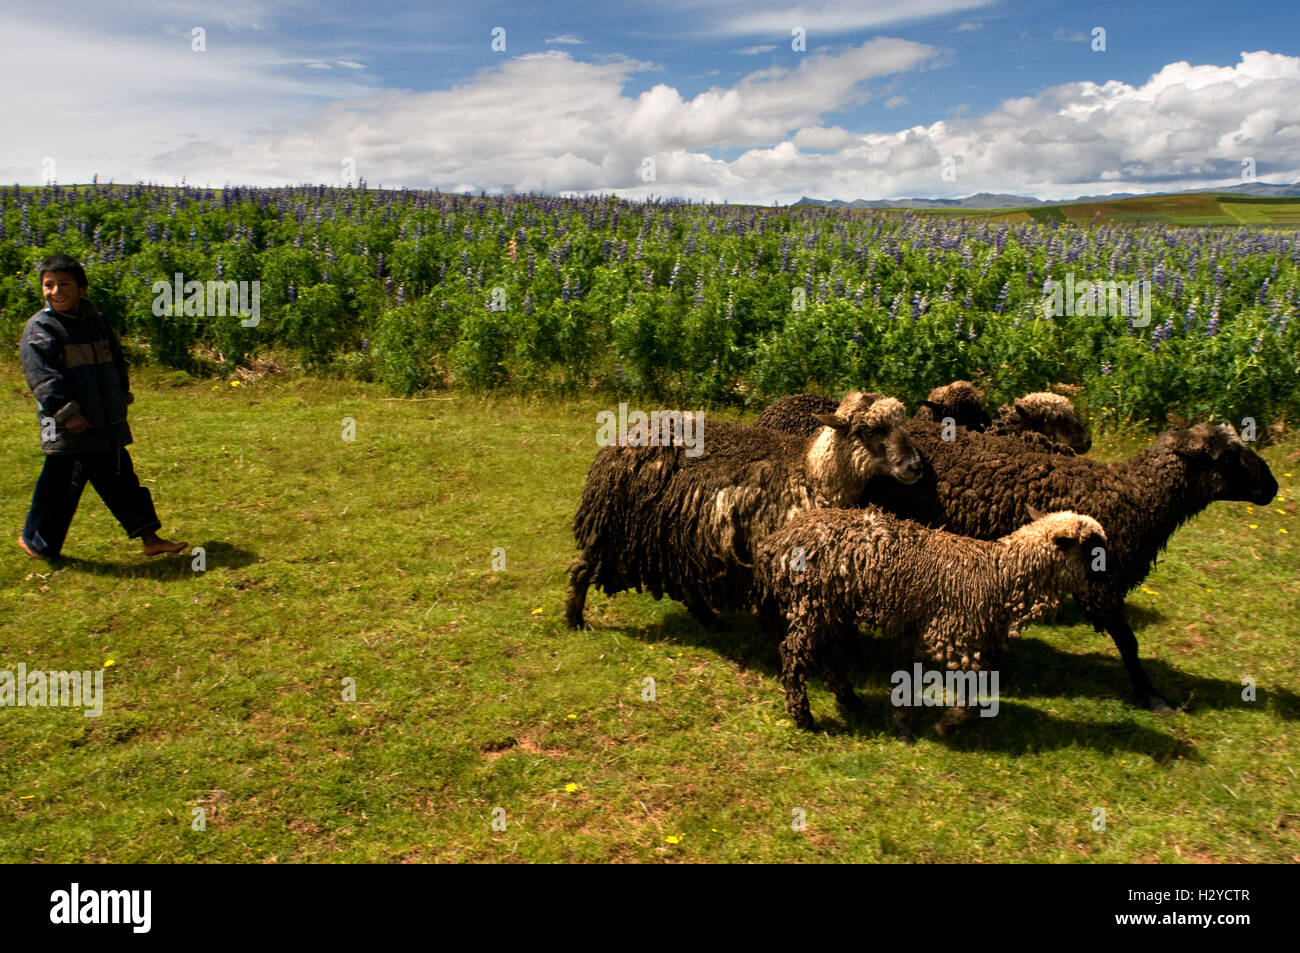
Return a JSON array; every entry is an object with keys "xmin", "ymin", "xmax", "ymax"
[
  {"xmin": 1150, "ymin": 316, "xmax": 1175, "ymax": 352},
  {"xmin": 994, "ymin": 281, "xmax": 1010, "ymax": 314},
  {"xmin": 851, "ymin": 332, "xmax": 863, "ymax": 345},
  {"xmin": 1100, "ymin": 361, "xmax": 1113, "ymax": 376}
]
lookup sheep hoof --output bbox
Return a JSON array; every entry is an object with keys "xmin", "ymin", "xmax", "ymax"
[
  {"xmin": 890, "ymin": 708, "xmax": 915, "ymax": 744},
  {"xmin": 564, "ymin": 600, "xmax": 589, "ymax": 630},
  {"xmin": 835, "ymin": 690, "xmax": 864, "ymax": 714},
  {"xmin": 687, "ymin": 603, "xmax": 718, "ymax": 630},
  {"xmin": 933, "ymin": 706, "xmax": 972, "ymax": 737},
  {"xmin": 1145, "ymin": 694, "xmax": 1176, "ymax": 715}
]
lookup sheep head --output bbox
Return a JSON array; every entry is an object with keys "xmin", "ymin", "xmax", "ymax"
[
  {"xmin": 809, "ymin": 392, "xmax": 923, "ymax": 492},
  {"xmin": 1013, "ymin": 392, "xmax": 1092, "ymax": 453},
  {"xmin": 1007, "ymin": 509, "xmax": 1108, "ymax": 611},
  {"xmin": 916, "ymin": 380, "xmax": 991, "ymax": 431},
  {"xmin": 1158, "ymin": 423, "xmax": 1278, "ymax": 505}
]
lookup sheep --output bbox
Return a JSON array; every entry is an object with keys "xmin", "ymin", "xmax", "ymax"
[
  {"xmin": 910, "ymin": 380, "xmax": 992, "ymax": 431},
  {"xmin": 986, "ymin": 391, "xmax": 1092, "ymax": 454},
  {"xmin": 565, "ymin": 393, "xmax": 923, "ymax": 630},
  {"xmin": 757, "ymin": 382, "xmax": 1093, "ymax": 457},
  {"xmin": 755, "ymin": 507, "xmax": 1106, "ymax": 732},
  {"xmin": 757, "ymin": 381, "xmax": 991, "ymax": 440},
  {"xmin": 860, "ymin": 422, "xmax": 1279, "ymax": 712},
  {"xmin": 753, "ymin": 392, "xmax": 839, "ymax": 438}
]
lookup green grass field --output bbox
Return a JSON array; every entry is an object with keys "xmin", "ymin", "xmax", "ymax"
[
  {"xmin": 2, "ymin": 361, "xmax": 1297, "ymax": 863},
  {"xmin": 884, "ymin": 192, "xmax": 1300, "ymax": 227}
]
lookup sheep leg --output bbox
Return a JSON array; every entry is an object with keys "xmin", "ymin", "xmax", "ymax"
[
  {"xmin": 565, "ymin": 558, "xmax": 592, "ymax": 630},
  {"xmin": 817, "ymin": 627, "xmax": 864, "ymax": 713},
  {"xmin": 933, "ymin": 703, "xmax": 972, "ymax": 737},
  {"xmin": 685, "ymin": 598, "xmax": 717, "ymax": 630},
  {"xmin": 890, "ymin": 707, "xmax": 915, "ymax": 744},
  {"xmin": 1097, "ymin": 607, "xmax": 1175, "ymax": 714},
  {"xmin": 778, "ymin": 626, "xmax": 815, "ymax": 730}
]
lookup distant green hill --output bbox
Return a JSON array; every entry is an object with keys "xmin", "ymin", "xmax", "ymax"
[{"xmin": 880, "ymin": 192, "xmax": 1300, "ymax": 227}]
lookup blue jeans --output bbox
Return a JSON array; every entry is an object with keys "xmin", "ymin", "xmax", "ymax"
[{"xmin": 22, "ymin": 448, "xmax": 161, "ymax": 557}]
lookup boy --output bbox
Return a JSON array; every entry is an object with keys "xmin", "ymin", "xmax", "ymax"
[{"xmin": 18, "ymin": 254, "xmax": 186, "ymax": 559}]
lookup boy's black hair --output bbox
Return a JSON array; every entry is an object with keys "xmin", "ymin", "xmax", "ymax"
[{"xmin": 36, "ymin": 253, "xmax": 88, "ymax": 289}]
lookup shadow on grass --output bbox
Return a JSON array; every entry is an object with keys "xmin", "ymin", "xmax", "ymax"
[
  {"xmin": 1004, "ymin": 637, "xmax": 1300, "ymax": 722},
  {"xmin": 618, "ymin": 598, "xmax": 1300, "ymax": 722},
  {"xmin": 817, "ymin": 694, "xmax": 1198, "ymax": 761},
  {"xmin": 52, "ymin": 540, "xmax": 259, "ymax": 579},
  {"xmin": 594, "ymin": 604, "xmax": 1300, "ymax": 756}
]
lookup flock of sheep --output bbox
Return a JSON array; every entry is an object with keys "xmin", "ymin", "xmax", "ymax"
[{"xmin": 565, "ymin": 381, "xmax": 1279, "ymax": 734}]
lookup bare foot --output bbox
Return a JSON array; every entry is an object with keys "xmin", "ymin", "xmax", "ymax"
[
  {"xmin": 18, "ymin": 535, "xmax": 44, "ymax": 558},
  {"xmin": 142, "ymin": 532, "xmax": 188, "ymax": 556}
]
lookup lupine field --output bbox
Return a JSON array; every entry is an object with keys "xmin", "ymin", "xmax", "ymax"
[{"xmin": 2, "ymin": 183, "xmax": 1297, "ymax": 430}]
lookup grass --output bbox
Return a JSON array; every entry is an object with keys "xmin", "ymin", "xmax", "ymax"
[
  {"xmin": 1, "ymin": 360, "xmax": 1298, "ymax": 863},
  {"xmin": 878, "ymin": 193, "xmax": 1300, "ymax": 227}
]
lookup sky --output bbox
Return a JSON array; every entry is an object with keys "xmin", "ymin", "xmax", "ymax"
[{"xmin": 3, "ymin": 0, "xmax": 1298, "ymax": 203}]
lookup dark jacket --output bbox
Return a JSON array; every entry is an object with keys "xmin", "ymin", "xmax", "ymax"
[{"xmin": 20, "ymin": 299, "xmax": 134, "ymax": 454}]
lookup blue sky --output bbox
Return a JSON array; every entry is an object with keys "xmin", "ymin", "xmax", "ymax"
[{"xmin": 3, "ymin": 0, "xmax": 1297, "ymax": 201}]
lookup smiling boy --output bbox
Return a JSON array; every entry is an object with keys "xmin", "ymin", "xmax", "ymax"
[{"xmin": 18, "ymin": 254, "xmax": 186, "ymax": 559}]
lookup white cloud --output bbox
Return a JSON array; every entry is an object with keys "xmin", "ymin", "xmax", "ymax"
[
  {"xmin": 955, "ymin": 21, "xmax": 982, "ymax": 32},
  {"xmin": 3, "ymin": 10, "xmax": 1297, "ymax": 208},
  {"xmin": 545, "ymin": 34, "xmax": 585, "ymax": 45},
  {"xmin": 736, "ymin": 45, "xmax": 778, "ymax": 55},
  {"xmin": 1053, "ymin": 27, "xmax": 1087, "ymax": 43},
  {"xmin": 793, "ymin": 126, "xmax": 859, "ymax": 149},
  {"xmin": 696, "ymin": 0, "xmax": 998, "ymax": 35}
]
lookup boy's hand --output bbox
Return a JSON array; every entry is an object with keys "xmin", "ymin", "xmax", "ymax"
[{"xmin": 65, "ymin": 412, "xmax": 93, "ymax": 434}]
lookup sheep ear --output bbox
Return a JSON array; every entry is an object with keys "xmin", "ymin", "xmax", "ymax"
[
  {"xmin": 1053, "ymin": 535, "xmax": 1077, "ymax": 550},
  {"xmin": 1025, "ymin": 504, "xmax": 1046, "ymax": 521},
  {"xmin": 812, "ymin": 413, "xmax": 849, "ymax": 433}
]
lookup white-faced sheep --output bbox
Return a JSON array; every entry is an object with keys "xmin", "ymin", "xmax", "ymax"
[
  {"xmin": 755, "ymin": 507, "xmax": 1105, "ymax": 732},
  {"xmin": 566, "ymin": 393, "xmax": 923, "ymax": 630},
  {"xmin": 860, "ymin": 423, "xmax": 1278, "ymax": 712}
]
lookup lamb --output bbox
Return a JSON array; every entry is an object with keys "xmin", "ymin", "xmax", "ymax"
[
  {"xmin": 860, "ymin": 423, "xmax": 1278, "ymax": 712},
  {"xmin": 565, "ymin": 393, "xmax": 923, "ymax": 630},
  {"xmin": 755, "ymin": 507, "xmax": 1106, "ymax": 731},
  {"xmin": 986, "ymin": 392, "xmax": 1092, "ymax": 454}
]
